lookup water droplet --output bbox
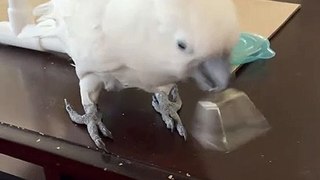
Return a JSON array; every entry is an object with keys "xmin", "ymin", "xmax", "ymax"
[
  {"xmin": 36, "ymin": 139, "xmax": 41, "ymax": 143},
  {"xmin": 39, "ymin": 132, "xmax": 44, "ymax": 135},
  {"xmin": 168, "ymin": 175, "xmax": 174, "ymax": 180},
  {"xmin": 56, "ymin": 147, "xmax": 61, "ymax": 150},
  {"xmin": 122, "ymin": 113, "xmax": 125, "ymax": 116},
  {"xmin": 118, "ymin": 162, "xmax": 123, "ymax": 166},
  {"xmin": 43, "ymin": 67, "xmax": 47, "ymax": 70},
  {"xmin": 104, "ymin": 168, "xmax": 107, "ymax": 171},
  {"xmin": 186, "ymin": 173, "xmax": 191, "ymax": 177}
]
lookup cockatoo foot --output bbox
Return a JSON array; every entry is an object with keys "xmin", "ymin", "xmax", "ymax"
[
  {"xmin": 152, "ymin": 86, "xmax": 187, "ymax": 140},
  {"xmin": 64, "ymin": 99, "xmax": 112, "ymax": 152}
]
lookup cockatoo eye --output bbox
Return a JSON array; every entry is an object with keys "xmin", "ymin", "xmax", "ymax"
[{"xmin": 177, "ymin": 40, "xmax": 187, "ymax": 51}]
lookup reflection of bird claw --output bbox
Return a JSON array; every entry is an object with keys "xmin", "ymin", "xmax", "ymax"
[
  {"xmin": 64, "ymin": 99, "xmax": 112, "ymax": 152},
  {"xmin": 152, "ymin": 87, "xmax": 187, "ymax": 140}
]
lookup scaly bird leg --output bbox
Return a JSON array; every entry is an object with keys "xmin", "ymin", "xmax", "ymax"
[
  {"xmin": 64, "ymin": 74, "xmax": 112, "ymax": 151},
  {"xmin": 152, "ymin": 85, "xmax": 187, "ymax": 140},
  {"xmin": 64, "ymin": 100, "xmax": 112, "ymax": 151}
]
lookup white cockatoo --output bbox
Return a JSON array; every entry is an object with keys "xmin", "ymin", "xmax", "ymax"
[{"xmin": 24, "ymin": 0, "xmax": 239, "ymax": 151}]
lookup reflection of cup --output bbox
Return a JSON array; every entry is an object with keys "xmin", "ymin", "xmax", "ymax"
[{"xmin": 190, "ymin": 88, "xmax": 270, "ymax": 152}]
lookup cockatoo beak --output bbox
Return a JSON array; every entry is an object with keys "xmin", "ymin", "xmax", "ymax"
[{"xmin": 192, "ymin": 57, "xmax": 231, "ymax": 92}]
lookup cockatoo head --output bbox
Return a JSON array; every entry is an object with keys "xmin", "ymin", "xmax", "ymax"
[{"xmin": 152, "ymin": 0, "xmax": 239, "ymax": 91}]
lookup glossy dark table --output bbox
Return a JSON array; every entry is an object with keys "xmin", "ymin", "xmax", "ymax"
[{"xmin": 1, "ymin": 0, "xmax": 319, "ymax": 179}]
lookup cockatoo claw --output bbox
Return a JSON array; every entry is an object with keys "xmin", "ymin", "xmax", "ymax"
[
  {"xmin": 64, "ymin": 99, "xmax": 112, "ymax": 151},
  {"xmin": 152, "ymin": 86, "xmax": 187, "ymax": 140}
]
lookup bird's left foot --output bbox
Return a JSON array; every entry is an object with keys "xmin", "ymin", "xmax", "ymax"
[{"xmin": 152, "ymin": 86, "xmax": 187, "ymax": 140}]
